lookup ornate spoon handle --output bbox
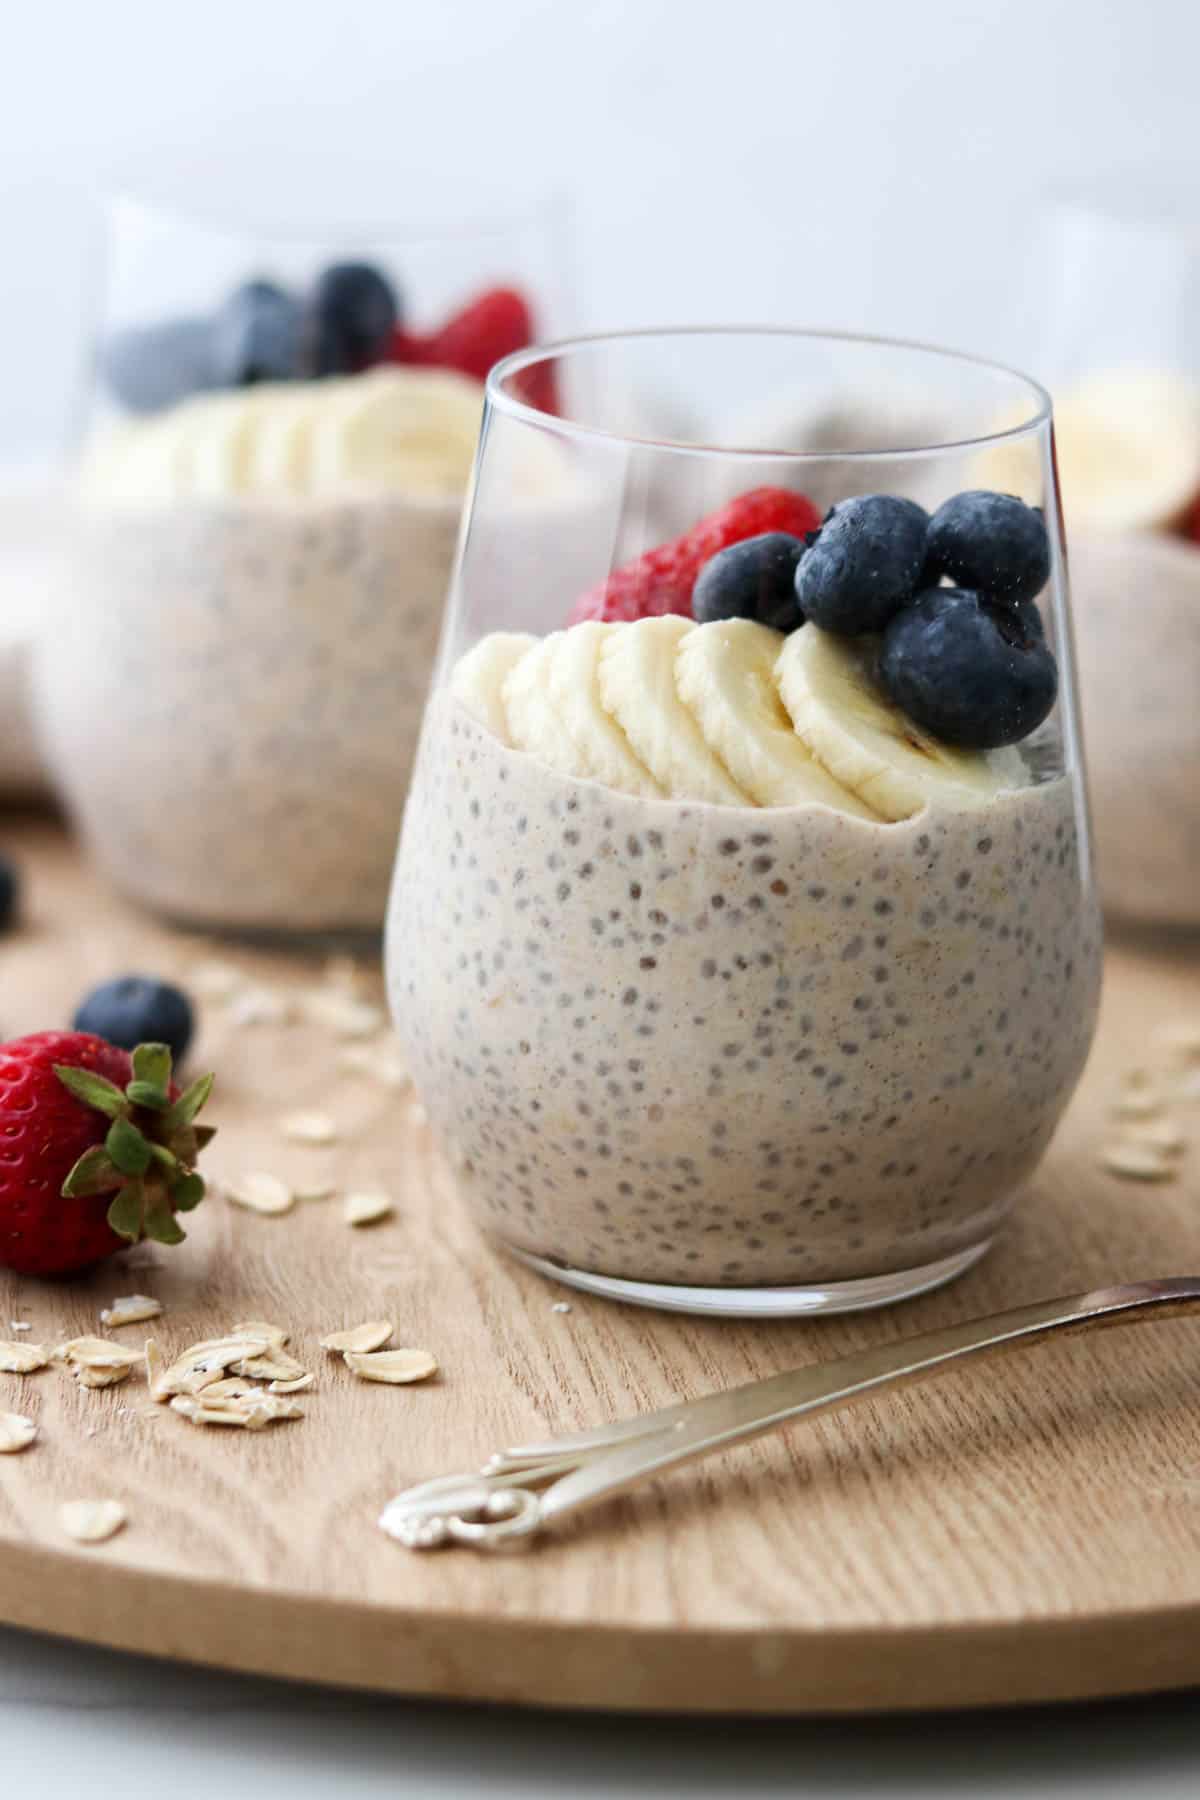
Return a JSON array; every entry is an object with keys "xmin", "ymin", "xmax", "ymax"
[{"xmin": 379, "ymin": 1277, "xmax": 1200, "ymax": 1551}]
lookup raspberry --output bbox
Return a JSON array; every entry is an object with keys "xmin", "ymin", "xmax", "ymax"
[{"xmin": 569, "ymin": 487, "xmax": 820, "ymax": 625}]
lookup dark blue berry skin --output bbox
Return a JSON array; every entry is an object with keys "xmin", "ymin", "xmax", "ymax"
[
  {"xmin": 926, "ymin": 490, "xmax": 1051, "ymax": 604},
  {"xmin": 879, "ymin": 587, "xmax": 1058, "ymax": 750},
  {"xmin": 73, "ymin": 978, "xmax": 194, "ymax": 1065},
  {"xmin": 211, "ymin": 280, "xmax": 302, "ymax": 386},
  {"xmin": 796, "ymin": 495, "xmax": 929, "ymax": 635},
  {"xmin": 0, "ymin": 855, "xmax": 18, "ymax": 932},
  {"xmin": 692, "ymin": 533, "xmax": 805, "ymax": 632},
  {"xmin": 305, "ymin": 262, "xmax": 399, "ymax": 376},
  {"xmin": 100, "ymin": 319, "xmax": 215, "ymax": 413}
]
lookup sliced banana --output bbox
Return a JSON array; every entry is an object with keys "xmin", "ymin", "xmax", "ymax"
[
  {"xmin": 1051, "ymin": 367, "xmax": 1200, "ymax": 532},
  {"xmin": 777, "ymin": 626, "xmax": 1024, "ymax": 820},
  {"xmin": 503, "ymin": 633, "xmax": 586, "ymax": 774},
  {"xmin": 546, "ymin": 623, "xmax": 664, "ymax": 798},
  {"xmin": 449, "ymin": 632, "xmax": 536, "ymax": 744},
  {"xmin": 308, "ymin": 366, "xmax": 484, "ymax": 496},
  {"xmin": 676, "ymin": 619, "xmax": 880, "ymax": 816},
  {"xmin": 245, "ymin": 382, "xmax": 326, "ymax": 494},
  {"xmin": 597, "ymin": 616, "xmax": 751, "ymax": 806}
]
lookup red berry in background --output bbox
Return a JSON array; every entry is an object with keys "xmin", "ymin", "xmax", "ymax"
[
  {"xmin": 418, "ymin": 286, "xmax": 535, "ymax": 382},
  {"xmin": 1187, "ymin": 492, "xmax": 1200, "ymax": 545},
  {"xmin": 569, "ymin": 486, "xmax": 821, "ymax": 625},
  {"xmin": 0, "ymin": 1031, "xmax": 215, "ymax": 1278}
]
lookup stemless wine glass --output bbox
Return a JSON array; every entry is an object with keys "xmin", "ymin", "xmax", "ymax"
[
  {"xmin": 387, "ymin": 329, "xmax": 1102, "ymax": 1318},
  {"xmin": 1021, "ymin": 190, "xmax": 1200, "ymax": 932},
  {"xmin": 34, "ymin": 196, "xmax": 571, "ymax": 939}
]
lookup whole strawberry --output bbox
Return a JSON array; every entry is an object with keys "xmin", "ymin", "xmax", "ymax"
[
  {"xmin": 569, "ymin": 486, "xmax": 821, "ymax": 625},
  {"xmin": 0, "ymin": 1031, "xmax": 215, "ymax": 1277}
]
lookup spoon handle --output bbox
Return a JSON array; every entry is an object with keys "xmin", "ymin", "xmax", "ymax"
[{"xmin": 379, "ymin": 1277, "xmax": 1200, "ymax": 1551}]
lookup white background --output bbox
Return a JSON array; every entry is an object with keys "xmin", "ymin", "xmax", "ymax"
[{"xmin": 5, "ymin": 0, "xmax": 1200, "ymax": 461}]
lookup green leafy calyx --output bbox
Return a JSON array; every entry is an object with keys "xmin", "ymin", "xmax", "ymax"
[{"xmin": 54, "ymin": 1043, "xmax": 217, "ymax": 1248}]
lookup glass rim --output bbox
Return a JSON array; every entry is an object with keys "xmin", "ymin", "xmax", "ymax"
[
  {"xmin": 101, "ymin": 187, "xmax": 565, "ymax": 253},
  {"xmin": 487, "ymin": 326, "xmax": 1053, "ymax": 463}
]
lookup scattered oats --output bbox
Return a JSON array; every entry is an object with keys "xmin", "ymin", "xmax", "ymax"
[
  {"xmin": 191, "ymin": 960, "xmax": 244, "ymax": 1001},
  {"xmin": 100, "ymin": 1294, "xmax": 163, "ymax": 1329},
  {"xmin": 53, "ymin": 1338, "xmax": 141, "ymax": 1386},
  {"xmin": 151, "ymin": 1329, "xmax": 279, "ymax": 1401},
  {"xmin": 0, "ymin": 1341, "xmax": 49, "ymax": 1374},
  {"xmin": 344, "ymin": 1347, "xmax": 438, "ymax": 1386},
  {"xmin": 226, "ymin": 1172, "xmax": 294, "ymax": 1216},
  {"xmin": 59, "ymin": 1499, "xmax": 126, "ymax": 1544},
  {"xmin": 280, "ymin": 1110, "xmax": 340, "ymax": 1147},
  {"xmin": 170, "ymin": 1392, "xmax": 303, "ymax": 1430},
  {"xmin": 1126, "ymin": 1118, "xmax": 1188, "ymax": 1157},
  {"xmin": 0, "ymin": 1412, "xmax": 36, "ymax": 1453},
  {"xmin": 9, "ymin": 1321, "xmax": 31, "ymax": 1334},
  {"xmin": 198, "ymin": 1376, "xmax": 263, "ymax": 1402},
  {"xmin": 269, "ymin": 1372, "xmax": 315, "ymax": 1394},
  {"xmin": 230, "ymin": 1320, "xmax": 289, "ymax": 1346},
  {"xmin": 230, "ymin": 1348, "xmax": 308, "ymax": 1384},
  {"xmin": 302, "ymin": 991, "xmax": 385, "ymax": 1040},
  {"xmin": 145, "ymin": 1338, "xmax": 163, "ymax": 1391},
  {"xmin": 337, "ymin": 1041, "xmax": 412, "ymax": 1090},
  {"xmin": 229, "ymin": 985, "xmax": 295, "ymax": 1028},
  {"xmin": 319, "ymin": 1320, "xmax": 393, "ymax": 1354},
  {"xmin": 84, "ymin": 1426, "xmax": 100, "ymax": 1439},
  {"xmin": 1100, "ymin": 1142, "xmax": 1177, "ymax": 1182},
  {"xmin": 296, "ymin": 1187, "xmax": 337, "ymax": 1203},
  {"xmin": 342, "ymin": 1190, "xmax": 394, "ymax": 1228},
  {"xmin": 551, "ymin": 1301, "xmax": 572, "ymax": 1314}
]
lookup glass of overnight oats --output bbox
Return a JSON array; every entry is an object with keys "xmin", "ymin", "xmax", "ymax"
[
  {"xmin": 34, "ymin": 197, "xmax": 575, "ymax": 938},
  {"xmin": 997, "ymin": 192, "xmax": 1200, "ymax": 931},
  {"xmin": 387, "ymin": 329, "xmax": 1102, "ymax": 1317}
]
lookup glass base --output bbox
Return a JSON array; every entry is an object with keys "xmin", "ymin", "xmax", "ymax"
[{"xmin": 505, "ymin": 1237, "xmax": 995, "ymax": 1319}]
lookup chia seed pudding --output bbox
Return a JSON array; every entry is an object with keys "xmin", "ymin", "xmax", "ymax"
[
  {"xmin": 35, "ymin": 369, "xmax": 576, "ymax": 935},
  {"xmin": 388, "ymin": 691, "xmax": 1101, "ymax": 1289}
]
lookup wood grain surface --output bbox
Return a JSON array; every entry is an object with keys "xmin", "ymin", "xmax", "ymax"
[{"xmin": 1, "ymin": 816, "xmax": 1199, "ymax": 1714}]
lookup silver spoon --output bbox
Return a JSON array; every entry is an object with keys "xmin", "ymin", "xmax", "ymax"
[{"xmin": 379, "ymin": 1277, "xmax": 1200, "ymax": 1551}]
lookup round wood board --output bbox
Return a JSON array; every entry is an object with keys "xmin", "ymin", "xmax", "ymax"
[{"xmin": 2, "ymin": 817, "xmax": 1200, "ymax": 1714}]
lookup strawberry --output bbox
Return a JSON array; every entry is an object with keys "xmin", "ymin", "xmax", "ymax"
[
  {"xmin": 385, "ymin": 286, "xmax": 557, "ymax": 409},
  {"xmin": 0, "ymin": 1032, "xmax": 215, "ymax": 1277},
  {"xmin": 569, "ymin": 486, "xmax": 821, "ymax": 625}
]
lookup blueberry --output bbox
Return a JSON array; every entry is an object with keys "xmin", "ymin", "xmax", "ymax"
[
  {"xmin": 211, "ymin": 279, "xmax": 301, "ymax": 386},
  {"xmin": 926, "ymin": 491, "xmax": 1051, "ymax": 604},
  {"xmin": 879, "ymin": 587, "xmax": 1058, "ymax": 750},
  {"xmin": 692, "ymin": 533, "xmax": 805, "ymax": 632},
  {"xmin": 73, "ymin": 977, "xmax": 194, "ymax": 1064},
  {"xmin": 100, "ymin": 319, "xmax": 215, "ymax": 413},
  {"xmin": 304, "ymin": 261, "xmax": 399, "ymax": 376},
  {"xmin": 796, "ymin": 495, "xmax": 929, "ymax": 635},
  {"xmin": 0, "ymin": 854, "xmax": 18, "ymax": 932}
]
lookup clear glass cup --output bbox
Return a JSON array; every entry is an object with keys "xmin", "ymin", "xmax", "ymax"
[
  {"xmin": 34, "ymin": 196, "xmax": 570, "ymax": 940},
  {"xmin": 386, "ymin": 329, "xmax": 1102, "ymax": 1317},
  {"xmin": 1023, "ymin": 190, "xmax": 1200, "ymax": 931}
]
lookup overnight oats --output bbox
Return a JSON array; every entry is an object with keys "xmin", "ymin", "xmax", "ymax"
[
  {"xmin": 387, "ymin": 331, "xmax": 1102, "ymax": 1315},
  {"xmin": 36, "ymin": 207, "xmax": 568, "ymax": 935}
]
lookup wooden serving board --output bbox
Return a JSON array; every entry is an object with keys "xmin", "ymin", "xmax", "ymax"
[{"xmin": 1, "ymin": 816, "xmax": 1200, "ymax": 1714}]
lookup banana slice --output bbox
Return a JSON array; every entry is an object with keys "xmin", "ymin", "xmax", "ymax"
[
  {"xmin": 503, "ymin": 633, "xmax": 588, "ymax": 774},
  {"xmin": 545, "ymin": 624, "xmax": 664, "ymax": 797},
  {"xmin": 777, "ymin": 626, "xmax": 1024, "ymax": 820},
  {"xmin": 308, "ymin": 366, "xmax": 484, "ymax": 496},
  {"xmin": 597, "ymin": 616, "xmax": 751, "ymax": 806},
  {"xmin": 1051, "ymin": 367, "xmax": 1200, "ymax": 532},
  {"xmin": 180, "ymin": 387, "xmax": 284, "ymax": 498},
  {"xmin": 449, "ymin": 632, "xmax": 536, "ymax": 744},
  {"xmin": 675, "ymin": 618, "xmax": 880, "ymax": 816},
  {"xmin": 244, "ymin": 382, "xmax": 328, "ymax": 494}
]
